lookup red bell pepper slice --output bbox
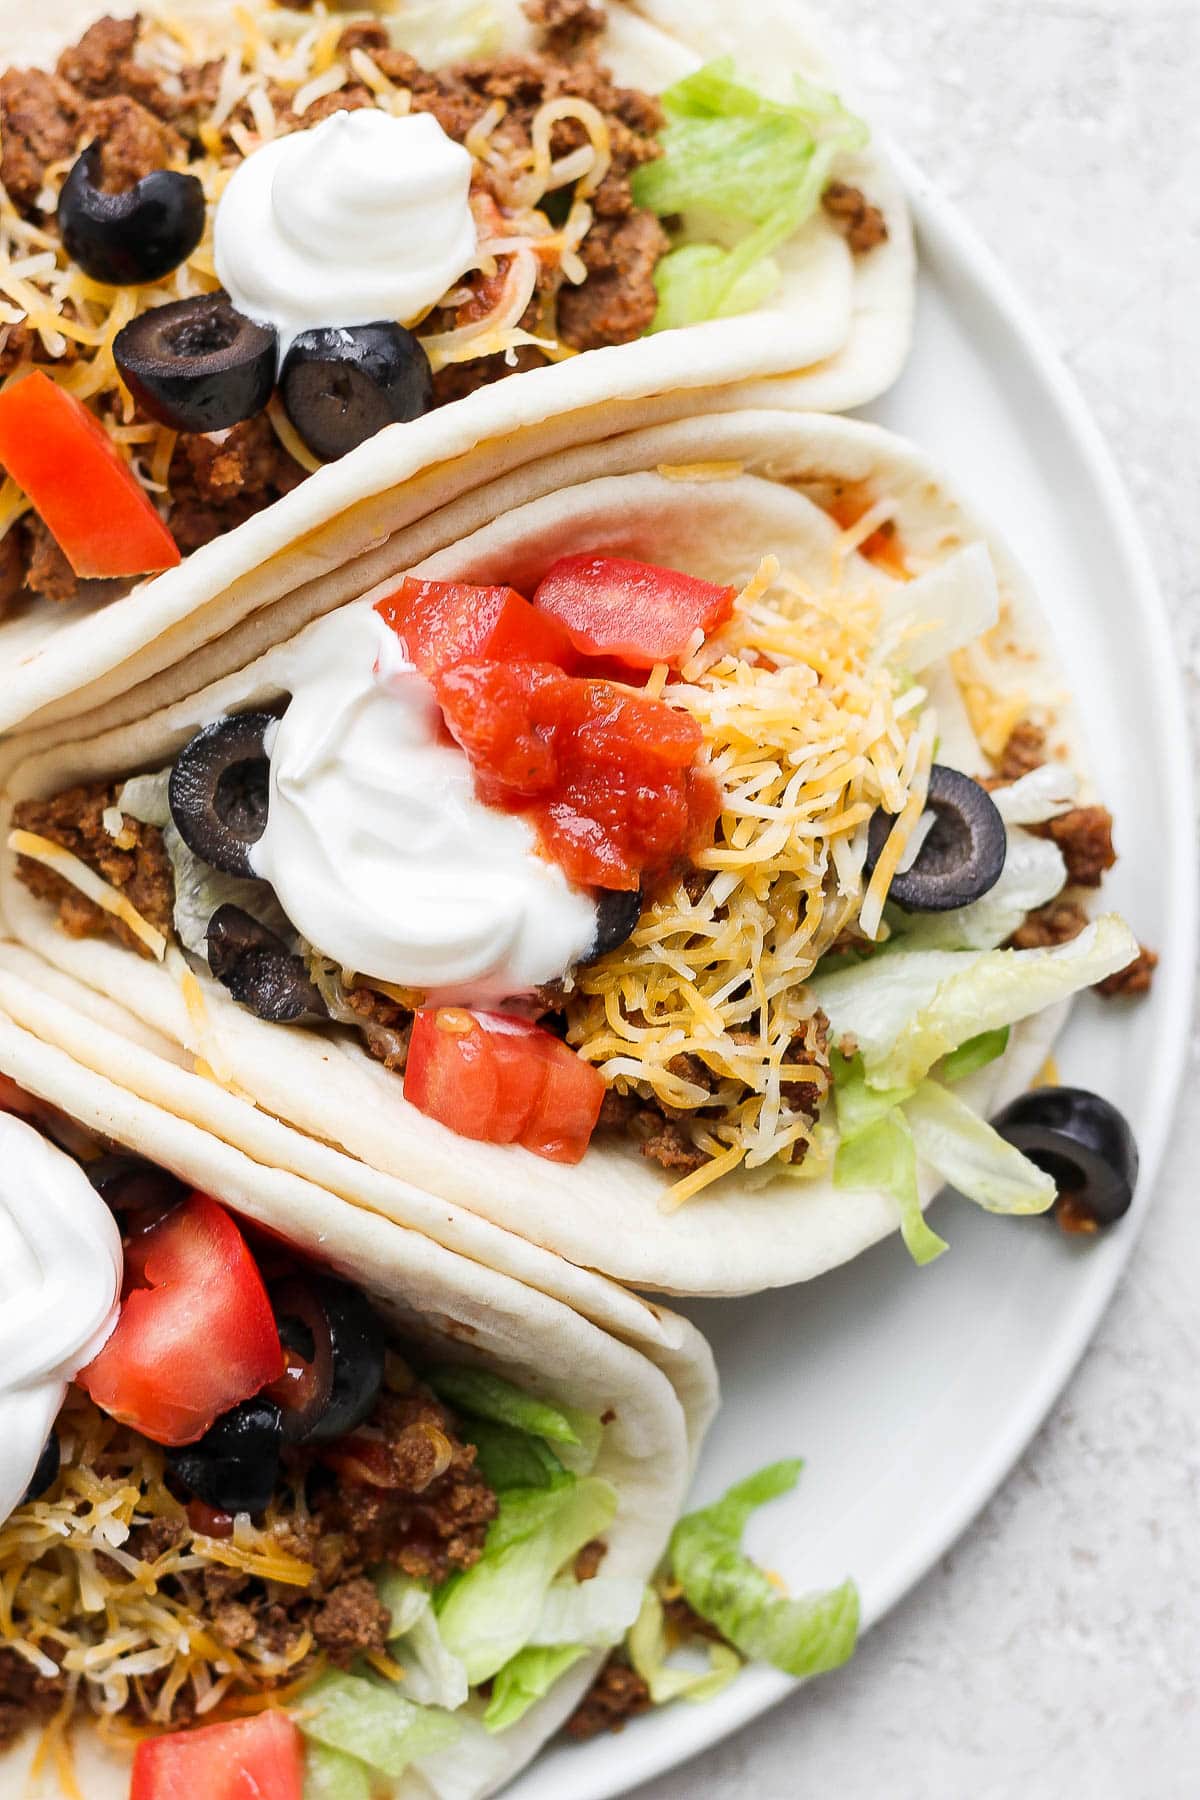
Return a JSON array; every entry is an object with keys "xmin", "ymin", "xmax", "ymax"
[
  {"xmin": 130, "ymin": 1710, "xmax": 304, "ymax": 1800},
  {"xmin": 78, "ymin": 1193, "xmax": 283, "ymax": 1446},
  {"xmin": 533, "ymin": 553, "xmax": 736, "ymax": 670},
  {"xmin": 405, "ymin": 1008, "xmax": 605, "ymax": 1164},
  {"xmin": 0, "ymin": 370, "xmax": 180, "ymax": 579}
]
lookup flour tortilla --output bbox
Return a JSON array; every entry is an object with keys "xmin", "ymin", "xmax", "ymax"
[
  {"xmin": 0, "ymin": 0, "xmax": 913, "ymax": 734},
  {"xmin": 0, "ymin": 1003, "xmax": 716, "ymax": 1799},
  {"xmin": 0, "ymin": 409, "xmax": 1098, "ymax": 1296}
]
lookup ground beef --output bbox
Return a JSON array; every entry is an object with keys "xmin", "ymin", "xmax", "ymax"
[
  {"xmin": 0, "ymin": 66, "xmax": 81, "ymax": 210},
  {"xmin": 167, "ymin": 418, "xmax": 305, "ymax": 554},
  {"xmin": 558, "ymin": 208, "xmax": 668, "ymax": 349},
  {"xmin": 82, "ymin": 94, "xmax": 183, "ymax": 191},
  {"xmin": 633, "ymin": 1112, "xmax": 708, "ymax": 1175},
  {"xmin": 311, "ymin": 1576, "xmax": 392, "ymax": 1666},
  {"xmin": 1037, "ymin": 806, "xmax": 1116, "ymax": 888},
  {"xmin": 336, "ymin": 21, "xmax": 391, "ymax": 57},
  {"xmin": 1007, "ymin": 897, "xmax": 1089, "ymax": 951},
  {"xmin": 992, "ymin": 720, "xmax": 1047, "ymax": 784},
  {"xmin": 662, "ymin": 1592, "xmax": 724, "ymax": 1645},
  {"xmin": 56, "ymin": 14, "xmax": 139, "ymax": 98},
  {"xmin": 346, "ymin": 985, "xmax": 413, "ymax": 1072},
  {"xmin": 563, "ymin": 1656, "xmax": 651, "ymax": 1740},
  {"xmin": 0, "ymin": 524, "xmax": 26, "ymax": 617},
  {"xmin": 1096, "ymin": 944, "xmax": 1158, "ymax": 997},
  {"xmin": 822, "ymin": 180, "xmax": 889, "ymax": 253},
  {"xmin": 0, "ymin": 1648, "xmax": 64, "ymax": 1753},
  {"xmin": 23, "ymin": 515, "xmax": 80, "ymax": 602},
  {"xmin": 574, "ymin": 1538, "xmax": 607, "ymax": 1582},
  {"xmin": 12, "ymin": 779, "xmax": 175, "ymax": 954},
  {"xmin": 524, "ymin": 0, "xmax": 607, "ymax": 56}
]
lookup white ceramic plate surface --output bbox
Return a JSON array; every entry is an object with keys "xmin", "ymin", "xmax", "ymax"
[{"xmin": 509, "ymin": 150, "xmax": 1197, "ymax": 1799}]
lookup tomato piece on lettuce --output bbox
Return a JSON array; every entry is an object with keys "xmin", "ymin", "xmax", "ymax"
[
  {"xmin": 434, "ymin": 660, "xmax": 718, "ymax": 887},
  {"xmin": 376, "ymin": 577, "xmax": 575, "ymax": 675},
  {"xmin": 533, "ymin": 553, "xmax": 736, "ymax": 670},
  {"xmin": 130, "ymin": 1710, "xmax": 303, "ymax": 1800},
  {"xmin": 405, "ymin": 1008, "xmax": 604, "ymax": 1164},
  {"xmin": 0, "ymin": 371, "xmax": 180, "ymax": 579},
  {"xmin": 79, "ymin": 1193, "xmax": 283, "ymax": 1446}
]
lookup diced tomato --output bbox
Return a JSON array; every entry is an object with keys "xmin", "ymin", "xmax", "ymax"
[
  {"xmin": 78, "ymin": 1193, "xmax": 283, "ymax": 1446},
  {"xmin": 434, "ymin": 660, "xmax": 719, "ymax": 888},
  {"xmin": 405, "ymin": 1008, "xmax": 605, "ymax": 1164},
  {"xmin": 376, "ymin": 577, "xmax": 576, "ymax": 676},
  {"xmin": 533, "ymin": 553, "xmax": 736, "ymax": 671},
  {"xmin": 0, "ymin": 371, "xmax": 180, "ymax": 580},
  {"xmin": 131, "ymin": 1710, "xmax": 303, "ymax": 1800}
]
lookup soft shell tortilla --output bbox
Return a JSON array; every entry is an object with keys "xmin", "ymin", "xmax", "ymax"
[
  {"xmin": 0, "ymin": 410, "xmax": 1094, "ymax": 1297},
  {"xmin": 0, "ymin": 1005, "xmax": 716, "ymax": 1799},
  {"xmin": 0, "ymin": 0, "xmax": 913, "ymax": 734}
]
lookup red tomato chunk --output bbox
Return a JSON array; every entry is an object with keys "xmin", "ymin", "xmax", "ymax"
[
  {"xmin": 533, "ymin": 553, "xmax": 736, "ymax": 670},
  {"xmin": 405, "ymin": 1008, "xmax": 605, "ymax": 1164},
  {"xmin": 0, "ymin": 371, "xmax": 180, "ymax": 579},
  {"xmin": 435, "ymin": 660, "xmax": 720, "ymax": 889},
  {"xmin": 131, "ymin": 1710, "xmax": 303, "ymax": 1800},
  {"xmin": 376, "ymin": 576, "xmax": 575, "ymax": 675},
  {"xmin": 79, "ymin": 1193, "xmax": 284, "ymax": 1446}
]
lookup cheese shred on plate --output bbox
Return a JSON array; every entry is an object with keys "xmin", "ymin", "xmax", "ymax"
[{"xmin": 566, "ymin": 552, "xmax": 931, "ymax": 1197}]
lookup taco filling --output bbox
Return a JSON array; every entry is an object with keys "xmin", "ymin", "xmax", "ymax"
[
  {"xmin": 0, "ymin": 0, "xmax": 887, "ymax": 610},
  {"xmin": 11, "ymin": 514, "xmax": 1153, "ymax": 1250}
]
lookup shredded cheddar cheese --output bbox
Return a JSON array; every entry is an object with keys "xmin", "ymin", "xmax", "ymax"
[{"xmin": 8, "ymin": 830, "xmax": 166, "ymax": 959}]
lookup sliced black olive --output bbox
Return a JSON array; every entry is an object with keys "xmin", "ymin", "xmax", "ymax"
[
  {"xmin": 991, "ymin": 1086, "xmax": 1138, "ymax": 1232},
  {"xmin": 57, "ymin": 143, "xmax": 205, "ymax": 286},
  {"xmin": 169, "ymin": 1398, "xmax": 283, "ymax": 1516},
  {"xmin": 281, "ymin": 322, "xmax": 433, "ymax": 462},
  {"xmin": 865, "ymin": 764, "xmax": 1007, "ymax": 913},
  {"xmin": 114, "ymin": 293, "xmax": 277, "ymax": 433},
  {"xmin": 270, "ymin": 1276, "xmax": 386, "ymax": 1446},
  {"xmin": 22, "ymin": 1431, "xmax": 60, "ymax": 1504},
  {"xmin": 169, "ymin": 713, "xmax": 274, "ymax": 876},
  {"xmin": 207, "ymin": 905, "xmax": 326, "ymax": 1025},
  {"xmin": 583, "ymin": 887, "xmax": 643, "ymax": 964},
  {"xmin": 86, "ymin": 1153, "xmax": 189, "ymax": 1231}
]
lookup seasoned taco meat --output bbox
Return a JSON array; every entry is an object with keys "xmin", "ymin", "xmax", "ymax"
[
  {"xmin": 1037, "ymin": 805, "xmax": 1116, "ymax": 889},
  {"xmin": 55, "ymin": 13, "xmax": 139, "ymax": 98},
  {"xmin": 564, "ymin": 1656, "xmax": 652, "ymax": 1739},
  {"xmin": 0, "ymin": 66, "xmax": 80, "ymax": 210},
  {"xmin": 22, "ymin": 514, "xmax": 80, "ymax": 603},
  {"xmin": 822, "ymin": 180, "xmax": 889, "ymax": 253},
  {"xmin": 13, "ymin": 779, "xmax": 174, "ymax": 953},
  {"xmin": 167, "ymin": 417, "xmax": 306, "ymax": 554},
  {"xmin": 82, "ymin": 93, "xmax": 183, "ymax": 191},
  {"xmin": 1008, "ymin": 897, "xmax": 1089, "ymax": 951},
  {"xmin": 525, "ymin": 0, "xmax": 607, "ymax": 56},
  {"xmin": 1096, "ymin": 944, "xmax": 1158, "ymax": 997}
]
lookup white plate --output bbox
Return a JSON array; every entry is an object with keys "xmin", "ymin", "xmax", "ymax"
[{"xmin": 509, "ymin": 153, "xmax": 1197, "ymax": 1799}]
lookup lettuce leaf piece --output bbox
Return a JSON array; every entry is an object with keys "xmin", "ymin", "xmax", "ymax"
[
  {"xmin": 483, "ymin": 1644, "xmax": 590, "ymax": 1733},
  {"xmin": 668, "ymin": 1463, "xmax": 859, "ymax": 1678},
  {"xmin": 903, "ymin": 1079, "xmax": 1056, "ymax": 1216},
  {"xmin": 813, "ymin": 916, "xmax": 1139, "ymax": 1091},
  {"xmin": 831, "ymin": 1048, "xmax": 915, "ymax": 1137},
  {"xmin": 436, "ymin": 1477, "xmax": 618, "ymax": 1684},
  {"xmin": 386, "ymin": 0, "xmax": 502, "ymax": 65},
  {"xmin": 303, "ymin": 1743, "xmax": 371, "ymax": 1800},
  {"xmin": 526, "ymin": 1575, "xmax": 645, "ymax": 1649},
  {"xmin": 413, "ymin": 1716, "xmax": 521, "ymax": 1800},
  {"xmin": 627, "ymin": 1586, "xmax": 741, "ymax": 1705},
  {"xmin": 887, "ymin": 828, "xmax": 1068, "ymax": 953},
  {"xmin": 877, "ymin": 544, "xmax": 1000, "ymax": 674},
  {"xmin": 633, "ymin": 59, "xmax": 866, "ymax": 223},
  {"xmin": 377, "ymin": 1570, "xmax": 470, "ymax": 1711},
  {"xmin": 650, "ymin": 237, "xmax": 784, "ymax": 332},
  {"xmin": 297, "ymin": 1673, "xmax": 459, "ymax": 1777},
  {"xmin": 834, "ymin": 1107, "xmax": 948, "ymax": 1265},
  {"xmin": 937, "ymin": 1027, "xmax": 1010, "ymax": 1084},
  {"xmin": 425, "ymin": 1368, "xmax": 582, "ymax": 1446},
  {"xmin": 463, "ymin": 1418, "xmax": 571, "ymax": 1494}
]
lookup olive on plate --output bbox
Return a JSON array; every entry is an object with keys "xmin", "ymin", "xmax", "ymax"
[
  {"xmin": 270, "ymin": 1276, "xmax": 386, "ymax": 1446},
  {"xmin": 57, "ymin": 143, "xmax": 205, "ymax": 286},
  {"xmin": 280, "ymin": 322, "xmax": 433, "ymax": 462},
  {"xmin": 169, "ymin": 713, "xmax": 274, "ymax": 876},
  {"xmin": 114, "ymin": 293, "xmax": 277, "ymax": 433},
  {"xmin": 865, "ymin": 764, "xmax": 1007, "ymax": 912},
  {"xmin": 990, "ymin": 1086, "xmax": 1138, "ymax": 1232},
  {"xmin": 583, "ymin": 886, "xmax": 643, "ymax": 964},
  {"xmin": 22, "ymin": 1431, "xmax": 60, "ymax": 1504},
  {"xmin": 168, "ymin": 1397, "xmax": 283, "ymax": 1516},
  {"xmin": 206, "ymin": 905, "xmax": 326, "ymax": 1025}
]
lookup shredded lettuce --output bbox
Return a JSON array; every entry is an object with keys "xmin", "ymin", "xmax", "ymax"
[
  {"xmin": 814, "ymin": 916, "xmax": 1138, "ymax": 1092},
  {"xmin": 425, "ymin": 1368, "xmax": 582, "ymax": 1447},
  {"xmin": 633, "ymin": 59, "xmax": 868, "ymax": 331},
  {"xmin": 903, "ymin": 1079, "xmax": 1056, "ymax": 1216},
  {"xmin": 938, "ymin": 1027, "xmax": 1010, "ymax": 1084},
  {"xmin": 889, "ymin": 828, "xmax": 1069, "ymax": 953},
  {"xmin": 483, "ymin": 1644, "xmax": 590, "ymax": 1733},
  {"xmin": 835, "ymin": 1106, "xmax": 948, "ymax": 1264},
  {"xmin": 526, "ymin": 1575, "xmax": 645, "ymax": 1649},
  {"xmin": 303, "ymin": 1743, "xmax": 371, "ymax": 1800},
  {"xmin": 669, "ymin": 1463, "xmax": 859, "ymax": 1678},
  {"xmin": 463, "ymin": 1418, "xmax": 571, "ymax": 1494},
  {"xmin": 879, "ymin": 544, "xmax": 1000, "ymax": 674},
  {"xmin": 378, "ymin": 1571, "xmax": 470, "ymax": 1711},
  {"xmin": 297, "ymin": 1673, "xmax": 459, "ymax": 1778},
  {"xmin": 627, "ymin": 1587, "xmax": 741, "ymax": 1705},
  {"xmin": 386, "ymin": 1, "xmax": 501, "ymax": 65},
  {"xmin": 436, "ymin": 1477, "xmax": 618, "ymax": 1684}
]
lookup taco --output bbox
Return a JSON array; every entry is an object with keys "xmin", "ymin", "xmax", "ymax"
[
  {"xmin": 0, "ymin": 408, "xmax": 1152, "ymax": 1298},
  {"xmin": 0, "ymin": 1016, "xmax": 743, "ymax": 1796},
  {"xmin": 0, "ymin": 0, "xmax": 912, "ymax": 730}
]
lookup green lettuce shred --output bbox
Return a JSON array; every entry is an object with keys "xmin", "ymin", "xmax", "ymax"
[
  {"xmin": 627, "ymin": 1587, "xmax": 741, "ymax": 1705},
  {"xmin": 938, "ymin": 1027, "xmax": 1010, "ymax": 1083},
  {"xmin": 668, "ymin": 1463, "xmax": 859, "ymax": 1678},
  {"xmin": 483, "ymin": 1644, "xmax": 590, "ymax": 1732},
  {"xmin": 297, "ymin": 1672, "xmax": 459, "ymax": 1778},
  {"xmin": 834, "ymin": 1105, "xmax": 948, "ymax": 1266},
  {"xmin": 303, "ymin": 1743, "xmax": 371, "ymax": 1800}
]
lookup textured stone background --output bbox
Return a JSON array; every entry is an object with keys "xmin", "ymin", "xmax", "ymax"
[{"xmin": 634, "ymin": 4, "xmax": 1200, "ymax": 1797}]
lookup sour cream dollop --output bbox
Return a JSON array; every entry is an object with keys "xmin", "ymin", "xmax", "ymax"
[
  {"xmin": 214, "ymin": 109, "xmax": 477, "ymax": 358},
  {"xmin": 0, "ymin": 1114, "xmax": 122, "ymax": 1529},
  {"xmin": 250, "ymin": 606, "xmax": 599, "ymax": 1002}
]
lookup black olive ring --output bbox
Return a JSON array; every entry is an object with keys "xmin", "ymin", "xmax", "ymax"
[
  {"xmin": 57, "ymin": 143, "xmax": 206, "ymax": 287},
  {"xmin": 865, "ymin": 763, "xmax": 1008, "ymax": 913},
  {"xmin": 990, "ymin": 1086, "xmax": 1138, "ymax": 1231}
]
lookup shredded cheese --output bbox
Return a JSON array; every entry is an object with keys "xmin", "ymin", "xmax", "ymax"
[{"xmin": 8, "ymin": 830, "xmax": 166, "ymax": 958}]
